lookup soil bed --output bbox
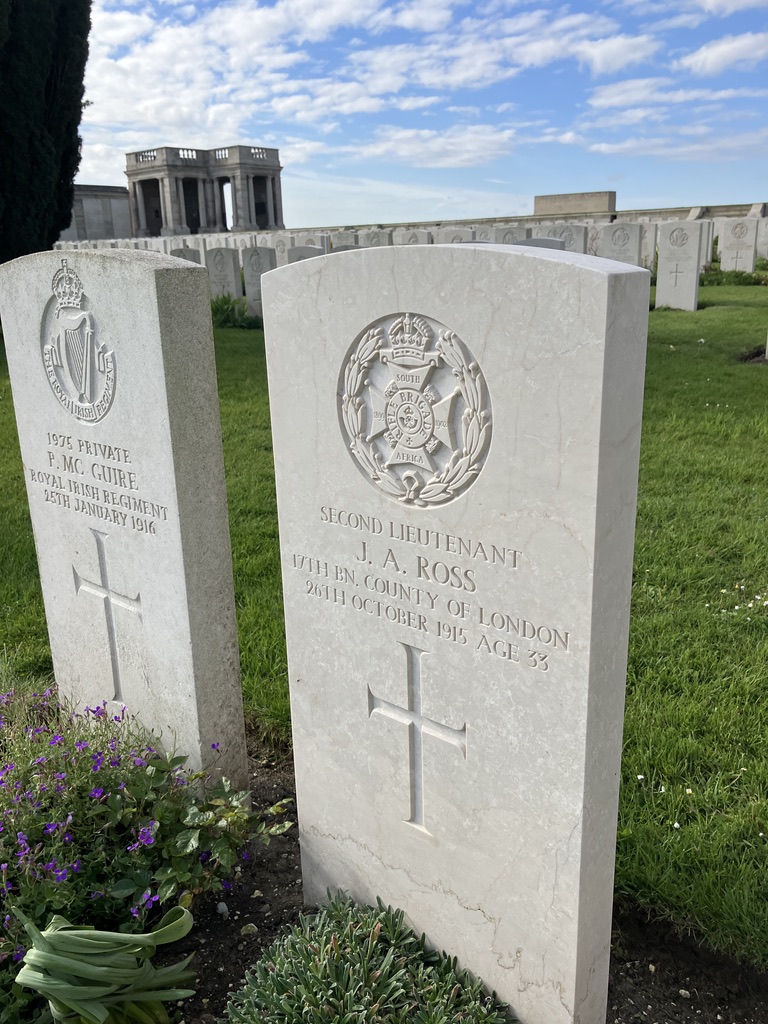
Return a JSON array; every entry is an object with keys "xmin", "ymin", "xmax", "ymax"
[{"xmin": 172, "ymin": 749, "xmax": 768, "ymax": 1024}]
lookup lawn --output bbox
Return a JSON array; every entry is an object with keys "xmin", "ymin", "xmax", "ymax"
[{"xmin": 2, "ymin": 282, "xmax": 768, "ymax": 965}]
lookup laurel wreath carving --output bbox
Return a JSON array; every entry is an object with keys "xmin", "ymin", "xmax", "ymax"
[{"xmin": 340, "ymin": 324, "xmax": 490, "ymax": 507}]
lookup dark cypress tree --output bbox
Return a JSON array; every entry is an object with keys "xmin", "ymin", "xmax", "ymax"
[{"xmin": 0, "ymin": 0, "xmax": 91, "ymax": 264}]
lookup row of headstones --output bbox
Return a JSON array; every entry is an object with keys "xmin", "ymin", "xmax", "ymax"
[{"xmin": 1, "ymin": 241, "xmax": 650, "ymax": 1024}]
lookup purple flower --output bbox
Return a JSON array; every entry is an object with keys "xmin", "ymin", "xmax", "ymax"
[
  {"xmin": 75, "ymin": 740, "xmax": 88, "ymax": 752},
  {"xmin": 211, "ymin": 743, "xmax": 220, "ymax": 751},
  {"xmin": 91, "ymin": 752, "xmax": 105, "ymax": 772},
  {"xmin": 49, "ymin": 735, "xmax": 63, "ymax": 746},
  {"xmin": 89, "ymin": 788, "xmax": 104, "ymax": 800},
  {"xmin": 53, "ymin": 868, "xmax": 68, "ymax": 882},
  {"xmin": 12, "ymin": 946, "xmax": 25, "ymax": 962},
  {"xmin": 33, "ymin": 756, "xmax": 47, "ymax": 765},
  {"xmin": 133, "ymin": 757, "xmax": 147, "ymax": 767},
  {"xmin": 43, "ymin": 823, "xmax": 58, "ymax": 835},
  {"xmin": 221, "ymin": 879, "xmax": 232, "ymax": 891}
]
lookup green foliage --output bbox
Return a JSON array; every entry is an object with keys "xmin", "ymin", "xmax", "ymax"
[
  {"xmin": 0, "ymin": 0, "xmax": 91, "ymax": 262},
  {"xmin": 0, "ymin": 684, "xmax": 292, "ymax": 1021},
  {"xmin": 699, "ymin": 266, "xmax": 768, "ymax": 287},
  {"xmin": 210, "ymin": 294, "xmax": 262, "ymax": 330},
  {"xmin": 222, "ymin": 895, "xmax": 512, "ymax": 1023},
  {"xmin": 13, "ymin": 905, "xmax": 195, "ymax": 1024}
]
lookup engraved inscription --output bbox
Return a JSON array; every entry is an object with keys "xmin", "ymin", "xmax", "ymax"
[
  {"xmin": 611, "ymin": 226, "xmax": 630, "ymax": 248},
  {"xmin": 339, "ymin": 313, "xmax": 491, "ymax": 507},
  {"xmin": 368, "ymin": 642, "xmax": 467, "ymax": 834},
  {"xmin": 731, "ymin": 222, "xmax": 747, "ymax": 240},
  {"xmin": 669, "ymin": 228, "xmax": 688, "ymax": 248},
  {"xmin": 73, "ymin": 529, "xmax": 142, "ymax": 702},
  {"xmin": 41, "ymin": 260, "xmax": 116, "ymax": 422}
]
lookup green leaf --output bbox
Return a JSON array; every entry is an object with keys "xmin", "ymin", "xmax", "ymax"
[
  {"xmin": 173, "ymin": 829, "xmax": 200, "ymax": 855},
  {"xmin": 109, "ymin": 880, "xmax": 138, "ymax": 899}
]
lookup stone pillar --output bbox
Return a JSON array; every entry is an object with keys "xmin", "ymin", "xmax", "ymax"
[
  {"xmin": 231, "ymin": 171, "xmax": 252, "ymax": 230},
  {"xmin": 136, "ymin": 181, "xmax": 148, "ymax": 235},
  {"xmin": 176, "ymin": 177, "xmax": 190, "ymax": 234},
  {"xmin": 272, "ymin": 174, "xmax": 284, "ymax": 229},
  {"xmin": 213, "ymin": 179, "xmax": 225, "ymax": 231},
  {"xmin": 246, "ymin": 175, "xmax": 255, "ymax": 225},
  {"xmin": 197, "ymin": 179, "xmax": 208, "ymax": 230},
  {"xmin": 265, "ymin": 176, "xmax": 275, "ymax": 228},
  {"xmin": 160, "ymin": 177, "xmax": 174, "ymax": 235}
]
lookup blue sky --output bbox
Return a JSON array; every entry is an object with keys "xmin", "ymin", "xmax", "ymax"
[{"xmin": 81, "ymin": 0, "xmax": 768, "ymax": 227}]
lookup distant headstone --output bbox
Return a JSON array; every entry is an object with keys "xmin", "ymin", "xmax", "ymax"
[
  {"xmin": 205, "ymin": 247, "xmax": 243, "ymax": 298},
  {"xmin": 170, "ymin": 247, "xmax": 201, "ymax": 264},
  {"xmin": 655, "ymin": 222, "xmax": 703, "ymax": 311},
  {"xmin": 286, "ymin": 246, "xmax": 325, "ymax": 264},
  {"xmin": 262, "ymin": 244, "xmax": 650, "ymax": 1024},
  {"xmin": 699, "ymin": 220, "xmax": 715, "ymax": 270},
  {"xmin": 0, "ymin": 251, "xmax": 247, "ymax": 784},
  {"xmin": 293, "ymin": 232, "xmax": 332, "ymax": 252},
  {"xmin": 640, "ymin": 223, "xmax": 658, "ymax": 270},
  {"xmin": 271, "ymin": 233, "xmax": 296, "ymax": 267},
  {"xmin": 719, "ymin": 218, "xmax": 758, "ymax": 272},
  {"xmin": 333, "ymin": 230, "xmax": 359, "ymax": 247},
  {"xmin": 357, "ymin": 229, "xmax": 393, "ymax": 247},
  {"xmin": 243, "ymin": 246, "xmax": 277, "ymax": 315},
  {"xmin": 597, "ymin": 223, "xmax": 642, "ymax": 265},
  {"xmin": 756, "ymin": 219, "xmax": 768, "ymax": 260},
  {"xmin": 515, "ymin": 237, "xmax": 565, "ymax": 249},
  {"xmin": 392, "ymin": 229, "xmax": 433, "ymax": 245},
  {"xmin": 474, "ymin": 226, "xmax": 493, "ymax": 241},
  {"xmin": 546, "ymin": 224, "xmax": 588, "ymax": 253},
  {"xmin": 434, "ymin": 227, "xmax": 475, "ymax": 243},
  {"xmin": 494, "ymin": 226, "xmax": 531, "ymax": 244}
]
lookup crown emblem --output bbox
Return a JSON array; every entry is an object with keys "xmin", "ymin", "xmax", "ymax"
[
  {"xmin": 387, "ymin": 313, "xmax": 432, "ymax": 364},
  {"xmin": 51, "ymin": 260, "xmax": 84, "ymax": 317}
]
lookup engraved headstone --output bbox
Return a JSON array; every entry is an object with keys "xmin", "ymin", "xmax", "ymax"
[
  {"xmin": 719, "ymin": 218, "xmax": 758, "ymax": 272},
  {"xmin": 515, "ymin": 236, "xmax": 565, "ymax": 249},
  {"xmin": 170, "ymin": 247, "xmax": 201, "ymax": 264},
  {"xmin": 0, "ymin": 251, "xmax": 247, "ymax": 784},
  {"xmin": 546, "ymin": 224, "xmax": 588, "ymax": 253},
  {"xmin": 205, "ymin": 247, "xmax": 243, "ymax": 298},
  {"xmin": 597, "ymin": 222, "xmax": 642, "ymax": 265},
  {"xmin": 243, "ymin": 246, "xmax": 277, "ymax": 316},
  {"xmin": 357, "ymin": 229, "xmax": 393, "ymax": 248},
  {"xmin": 333, "ymin": 230, "xmax": 358, "ymax": 247},
  {"xmin": 756, "ymin": 218, "xmax": 768, "ymax": 261},
  {"xmin": 293, "ymin": 232, "xmax": 332, "ymax": 253},
  {"xmin": 262, "ymin": 244, "xmax": 650, "ymax": 1024},
  {"xmin": 655, "ymin": 221, "xmax": 703, "ymax": 311},
  {"xmin": 434, "ymin": 226, "xmax": 475, "ymax": 243},
  {"xmin": 640, "ymin": 223, "xmax": 658, "ymax": 270},
  {"xmin": 271, "ymin": 233, "xmax": 295, "ymax": 267},
  {"xmin": 392, "ymin": 229, "xmax": 433, "ymax": 245},
  {"xmin": 494, "ymin": 226, "xmax": 531, "ymax": 244}
]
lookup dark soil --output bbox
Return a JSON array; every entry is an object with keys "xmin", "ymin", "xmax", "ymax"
[{"xmin": 172, "ymin": 749, "xmax": 768, "ymax": 1024}]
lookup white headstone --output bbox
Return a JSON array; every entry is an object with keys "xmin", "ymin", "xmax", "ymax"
[
  {"xmin": 262, "ymin": 244, "xmax": 650, "ymax": 1024},
  {"xmin": 293, "ymin": 232, "xmax": 332, "ymax": 253},
  {"xmin": 756, "ymin": 218, "xmax": 768, "ymax": 260},
  {"xmin": 515, "ymin": 237, "xmax": 565, "ymax": 249},
  {"xmin": 170, "ymin": 247, "xmax": 201, "ymax": 264},
  {"xmin": 357, "ymin": 229, "xmax": 394, "ymax": 248},
  {"xmin": 271, "ymin": 233, "xmax": 296, "ymax": 267},
  {"xmin": 494, "ymin": 226, "xmax": 531, "ymax": 244},
  {"xmin": 546, "ymin": 224, "xmax": 588, "ymax": 253},
  {"xmin": 333, "ymin": 230, "xmax": 359, "ymax": 247},
  {"xmin": 0, "ymin": 251, "xmax": 247, "ymax": 784},
  {"xmin": 205, "ymin": 247, "xmax": 243, "ymax": 298},
  {"xmin": 434, "ymin": 227, "xmax": 476, "ymax": 243},
  {"xmin": 243, "ymin": 246, "xmax": 277, "ymax": 315},
  {"xmin": 655, "ymin": 222, "xmax": 703, "ymax": 311},
  {"xmin": 287, "ymin": 245, "xmax": 325, "ymax": 264},
  {"xmin": 699, "ymin": 220, "xmax": 715, "ymax": 270},
  {"xmin": 392, "ymin": 229, "xmax": 434, "ymax": 245},
  {"xmin": 719, "ymin": 218, "xmax": 758, "ymax": 272},
  {"xmin": 640, "ymin": 223, "xmax": 658, "ymax": 270},
  {"xmin": 596, "ymin": 223, "xmax": 643, "ymax": 265}
]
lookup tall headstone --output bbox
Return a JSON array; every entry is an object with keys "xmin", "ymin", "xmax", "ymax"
[
  {"xmin": 655, "ymin": 221, "xmax": 703, "ymax": 311},
  {"xmin": 640, "ymin": 223, "xmax": 658, "ymax": 270},
  {"xmin": 756, "ymin": 218, "xmax": 768, "ymax": 260},
  {"xmin": 0, "ymin": 251, "xmax": 247, "ymax": 784},
  {"xmin": 271, "ymin": 233, "xmax": 295, "ymax": 267},
  {"xmin": 262, "ymin": 244, "xmax": 650, "ymax": 1024},
  {"xmin": 242, "ymin": 246, "xmax": 277, "ymax": 316},
  {"xmin": 596, "ymin": 223, "xmax": 642, "ymax": 265},
  {"xmin": 719, "ymin": 218, "xmax": 758, "ymax": 272},
  {"xmin": 205, "ymin": 247, "xmax": 243, "ymax": 298}
]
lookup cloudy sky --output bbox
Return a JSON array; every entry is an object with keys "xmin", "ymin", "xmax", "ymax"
[{"xmin": 81, "ymin": 0, "xmax": 768, "ymax": 227}]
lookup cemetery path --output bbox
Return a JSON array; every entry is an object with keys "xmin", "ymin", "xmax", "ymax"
[{"xmin": 171, "ymin": 750, "xmax": 768, "ymax": 1024}]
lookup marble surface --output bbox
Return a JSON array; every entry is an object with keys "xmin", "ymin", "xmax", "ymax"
[
  {"xmin": 656, "ymin": 222, "xmax": 703, "ymax": 311},
  {"xmin": 205, "ymin": 246, "xmax": 243, "ymax": 298},
  {"xmin": 0, "ymin": 250, "xmax": 247, "ymax": 785},
  {"xmin": 262, "ymin": 244, "xmax": 650, "ymax": 1024},
  {"xmin": 596, "ymin": 223, "xmax": 643, "ymax": 266},
  {"xmin": 719, "ymin": 218, "xmax": 758, "ymax": 272}
]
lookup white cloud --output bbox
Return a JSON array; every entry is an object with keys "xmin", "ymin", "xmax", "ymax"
[
  {"xmin": 677, "ymin": 32, "xmax": 768, "ymax": 75},
  {"xmin": 589, "ymin": 125, "xmax": 768, "ymax": 159},
  {"xmin": 588, "ymin": 76, "xmax": 768, "ymax": 107},
  {"xmin": 355, "ymin": 124, "xmax": 515, "ymax": 167},
  {"xmin": 570, "ymin": 34, "xmax": 660, "ymax": 74}
]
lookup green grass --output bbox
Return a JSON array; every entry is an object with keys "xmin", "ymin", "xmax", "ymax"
[{"xmin": 3, "ymin": 283, "xmax": 768, "ymax": 965}]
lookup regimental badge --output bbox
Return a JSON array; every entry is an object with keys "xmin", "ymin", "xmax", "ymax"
[
  {"xmin": 338, "ymin": 312, "xmax": 492, "ymax": 507},
  {"xmin": 669, "ymin": 227, "xmax": 689, "ymax": 248},
  {"xmin": 612, "ymin": 226, "xmax": 630, "ymax": 248},
  {"xmin": 732, "ymin": 222, "xmax": 748, "ymax": 240},
  {"xmin": 41, "ymin": 259, "xmax": 116, "ymax": 423}
]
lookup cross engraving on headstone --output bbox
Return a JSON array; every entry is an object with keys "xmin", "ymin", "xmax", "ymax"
[
  {"xmin": 73, "ymin": 528, "xmax": 142, "ymax": 702},
  {"xmin": 732, "ymin": 250, "xmax": 743, "ymax": 270},
  {"xmin": 670, "ymin": 264, "xmax": 683, "ymax": 287},
  {"xmin": 367, "ymin": 641, "xmax": 467, "ymax": 834}
]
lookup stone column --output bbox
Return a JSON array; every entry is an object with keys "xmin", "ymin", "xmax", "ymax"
[
  {"xmin": 272, "ymin": 174, "xmax": 284, "ymax": 229},
  {"xmin": 176, "ymin": 177, "xmax": 190, "ymax": 234},
  {"xmin": 136, "ymin": 181, "xmax": 148, "ymax": 235},
  {"xmin": 197, "ymin": 179, "xmax": 208, "ymax": 230},
  {"xmin": 265, "ymin": 176, "xmax": 275, "ymax": 228},
  {"xmin": 213, "ymin": 179, "xmax": 225, "ymax": 231},
  {"xmin": 246, "ymin": 175, "xmax": 255, "ymax": 225},
  {"xmin": 160, "ymin": 177, "xmax": 174, "ymax": 235}
]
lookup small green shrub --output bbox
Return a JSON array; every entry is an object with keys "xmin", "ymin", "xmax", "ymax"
[
  {"xmin": 210, "ymin": 294, "xmax": 262, "ymax": 330},
  {"xmin": 699, "ymin": 267, "xmax": 768, "ymax": 287},
  {"xmin": 0, "ymin": 686, "xmax": 291, "ymax": 1022},
  {"xmin": 222, "ymin": 894, "xmax": 513, "ymax": 1023}
]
